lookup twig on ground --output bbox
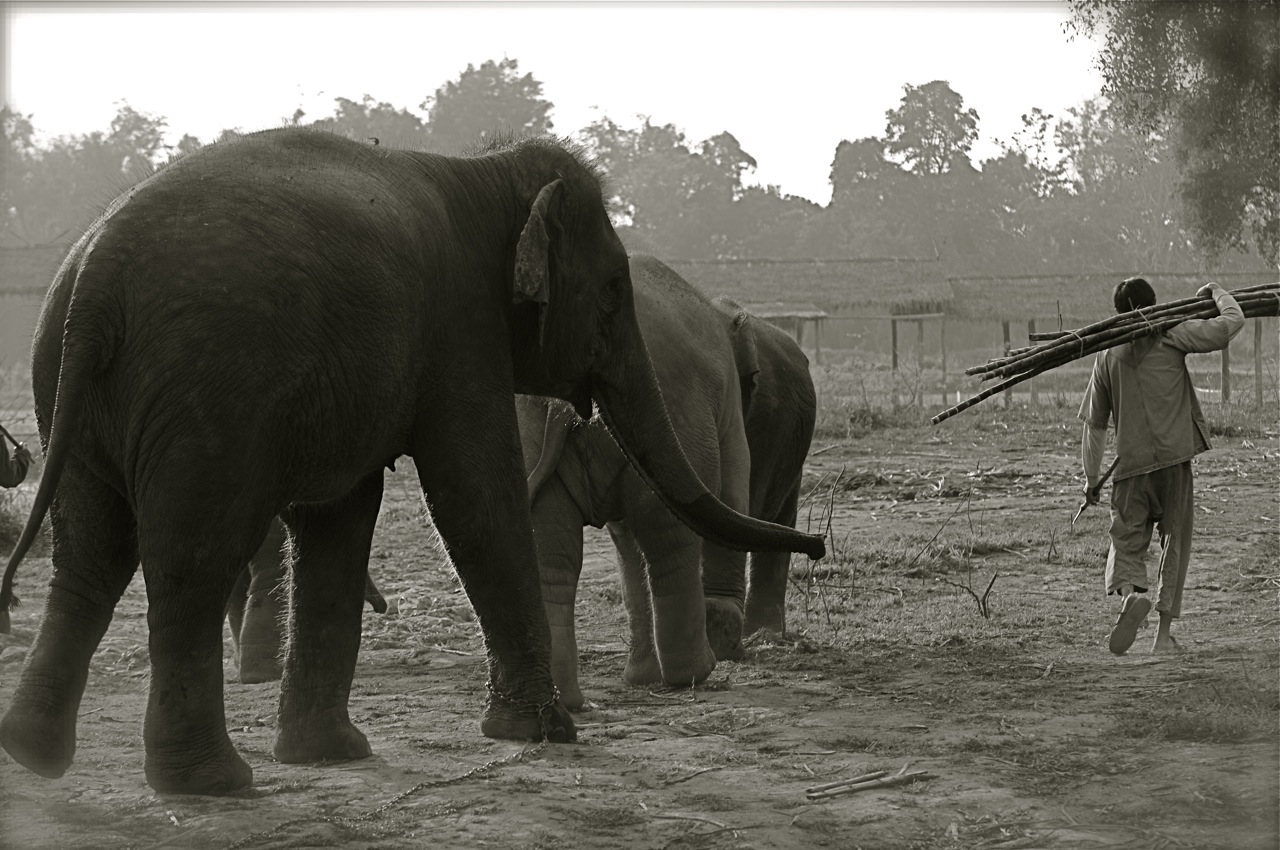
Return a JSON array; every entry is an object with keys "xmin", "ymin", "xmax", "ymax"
[
  {"xmin": 939, "ymin": 571, "xmax": 999, "ymax": 619},
  {"xmin": 650, "ymin": 812, "xmax": 726, "ymax": 828},
  {"xmin": 663, "ymin": 766, "xmax": 723, "ymax": 785}
]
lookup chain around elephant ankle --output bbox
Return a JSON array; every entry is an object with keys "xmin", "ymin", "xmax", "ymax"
[{"xmin": 485, "ymin": 681, "xmax": 561, "ymax": 741}]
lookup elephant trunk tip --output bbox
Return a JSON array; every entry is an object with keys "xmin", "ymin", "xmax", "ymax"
[{"xmin": 804, "ymin": 538, "xmax": 827, "ymax": 561}]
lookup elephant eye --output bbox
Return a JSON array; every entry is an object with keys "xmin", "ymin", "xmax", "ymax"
[{"xmin": 599, "ymin": 276, "xmax": 623, "ymax": 314}]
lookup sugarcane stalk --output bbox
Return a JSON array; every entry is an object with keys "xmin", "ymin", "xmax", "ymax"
[
  {"xmin": 934, "ymin": 290, "xmax": 1280, "ymax": 425},
  {"xmin": 968, "ymin": 286, "xmax": 1279, "ymax": 377},
  {"xmin": 969, "ymin": 288, "xmax": 1279, "ymax": 381}
]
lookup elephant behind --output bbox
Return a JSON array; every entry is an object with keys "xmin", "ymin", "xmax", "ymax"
[{"xmin": 519, "ymin": 254, "xmax": 817, "ymax": 709}]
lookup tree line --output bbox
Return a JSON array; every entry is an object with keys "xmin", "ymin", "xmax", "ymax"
[{"xmin": 4, "ymin": 2, "xmax": 1276, "ymax": 275}]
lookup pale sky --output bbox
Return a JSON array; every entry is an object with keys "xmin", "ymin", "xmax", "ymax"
[{"xmin": 2, "ymin": 1, "xmax": 1104, "ymax": 205}]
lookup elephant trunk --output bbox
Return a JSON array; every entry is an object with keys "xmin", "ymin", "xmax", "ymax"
[{"xmin": 592, "ymin": 312, "xmax": 825, "ymax": 560}]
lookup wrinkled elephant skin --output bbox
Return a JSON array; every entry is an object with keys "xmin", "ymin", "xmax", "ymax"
[
  {"xmin": 520, "ymin": 255, "xmax": 817, "ymax": 709},
  {"xmin": 0, "ymin": 128, "xmax": 823, "ymax": 795}
]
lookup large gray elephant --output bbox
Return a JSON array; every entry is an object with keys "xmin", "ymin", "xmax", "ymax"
[
  {"xmin": 0, "ymin": 128, "xmax": 824, "ymax": 795},
  {"xmin": 225, "ymin": 517, "xmax": 387, "ymax": 684},
  {"xmin": 518, "ymin": 255, "xmax": 817, "ymax": 709}
]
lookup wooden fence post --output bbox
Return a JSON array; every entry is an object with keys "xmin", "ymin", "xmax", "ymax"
[
  {"xmin": 1028, "ymin": 318, "xmax": 1039, "ymax": 407},
  {"xmin": 940, "ymin": 316, "xmax": 948, "ymax": 407},
  {"xmin": 1255, "ymin": 318, "xmax": 1263, "ymax": 404},
  {"xmin": 890, "ymin": 318, "xmax": 900, "ymax": 407},
  {"xmin": 814, "ymin": 318, "xmax": 823, "ymax": 365},
  {"xmin": 1222, "ymin": 344, "xmax": 1231, "ymax": 404},
  {"xmin": 1001, "ymin": 321, "xmax": 1011, "ymax": 408},
  {"xmin": 915, "ymin": 319, "xmax": 924, "ymax": 407}
]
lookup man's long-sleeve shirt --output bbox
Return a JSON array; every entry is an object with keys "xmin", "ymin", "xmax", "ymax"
[
  {"xmin": 0, "ymin": 442, "xmax": 30, "ymax": 488},
  {"xmin": 1079, "ymin": 285, "xmax": 1245, "ymax": 483}
]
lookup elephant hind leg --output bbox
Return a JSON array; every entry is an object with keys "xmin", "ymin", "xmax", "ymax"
[
  {"xmin": 273, "ymin": 473, "xmax": 383, "ymax": 765},
  {"xmin": 139, "ymin": 498, "xmax": 272, "ymax": 795},
  {"xmin": 0, "ymin": 456, "xmax": 139, "ymax": 780},
  {"xmin": 743, "ymin": 483, "xmax": 801, "ymax": 637}
]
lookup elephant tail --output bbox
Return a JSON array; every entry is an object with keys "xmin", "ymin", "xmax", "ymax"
[{"xmin": 0, "ymin": 257, "xmax": 119, "ymax": 633}]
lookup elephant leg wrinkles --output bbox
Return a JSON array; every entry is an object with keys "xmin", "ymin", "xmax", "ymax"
[
  {"xmin": 1, "ymin": 456, "xmax": 139, "ymax": 780},
  {"xmin": 273, "ymin": 472, "xmax": 382, "ymax": 765}
]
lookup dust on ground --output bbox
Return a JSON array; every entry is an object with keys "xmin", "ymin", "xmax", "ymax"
[{"xmin": 1, "ymin": 408, "xmax": 1276, "ymax": 850}]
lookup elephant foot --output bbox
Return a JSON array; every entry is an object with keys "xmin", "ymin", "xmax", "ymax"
[
  {"xmin": 274, "ymin": 713, "xmax": 372, "ymax": 764},
  {"xmin": 744, "ymin": 599, "xmax": 786, "ymax": 638},
  {"xmin": 144, "ymin": 741, "xmax": 253, "ymax": 795},
  {"xmin": 623, "ymin": 648, "xmax": 663, "ymax": 686},
  {"xmin": 480, "ymin": 687, "xmax": 576, "ymax": 743},
  {"xmin": 555, "ymin": 680, "xmax": 586, "ymax": 712},
  {"xmin": 705, "ymin": 597, "xmax": 745, "ymax": 661},
  {"xmin": 0, "ymin": 704, "xmax": 76, "ymax": 779},
  {"xmin": 237, "ymin": 648, "xmax": 283, "ymax": 684}
]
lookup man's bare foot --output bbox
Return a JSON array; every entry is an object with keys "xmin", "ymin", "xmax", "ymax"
[{"xmin": 1152, "ymin": 634, "xmax": 1183, "ymax": 654}]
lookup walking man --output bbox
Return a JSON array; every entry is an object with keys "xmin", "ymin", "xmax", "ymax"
[{"xmin": 1078, "ymin": 278, "xmax": 1243, "ymax": 655}]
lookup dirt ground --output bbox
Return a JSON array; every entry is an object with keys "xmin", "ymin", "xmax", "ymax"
[{"xmin": 1, "ymin": 407, "xmax": 1276, "ymax": 850}]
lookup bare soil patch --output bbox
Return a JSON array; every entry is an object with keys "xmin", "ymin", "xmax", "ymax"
[{"xmin": 2, "ymin": 408, "xmax": 1277, "ymax": 850}]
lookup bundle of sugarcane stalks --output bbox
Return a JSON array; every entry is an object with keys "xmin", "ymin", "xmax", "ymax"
[{"xmin": 931, "ymin": 282, "xmax": 1280, "ymax": 425}]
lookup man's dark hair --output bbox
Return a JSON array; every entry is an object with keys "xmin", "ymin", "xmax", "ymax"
[{"xmin": 1114, "ymin": 277, "xmax": 1156, "ymax": 314}]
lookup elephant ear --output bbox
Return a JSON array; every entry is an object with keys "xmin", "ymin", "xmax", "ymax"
[
  {"xmin": 514, "ymin": 179, "xmax": 563, "ymax": 346},
  {"xmin": 729, "ymin": 308, "xmax": 761, "ymax": 418}
]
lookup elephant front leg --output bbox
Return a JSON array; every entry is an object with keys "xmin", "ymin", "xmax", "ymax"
[
  {"xmin": 607, "ymin": 520, "xmax": 660, "ymax": 686},
  {"xmin": 625, "ymin": 499, "xmax": 717, "ymax": 689},
  {"xmin": 413, "ymin": 403, "xmax": 573, "ymax": 744},
  {"xmin": 1, "ymin": 458, "xmax": 138, "ymax": 781},
  {"xmin": 531, "ymin": 475, "xmax": 588, "ymax": 710},
  {"xmin": 235, "ymin": 519, "xmax": 289, "ymax": 684},
  {"xmin": 273, "ymin": 473, "xmax": 383, "ymax": 764}
]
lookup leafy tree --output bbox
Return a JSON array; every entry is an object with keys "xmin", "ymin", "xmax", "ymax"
[
  {"xmin": 1, "ymin": 102, "xmax": 169, "ymax": 245},
  {"xmin": 310, "ymin": 95, "xmax": 426, "ymax": 149},
  {"xmin": 884, "ymin": 80, "xmax": 979, "ymax": 175},
  {"xmin": 995, "ymin": 108, "xmax": 1070, "ymax": 199},
  {"xmin": 423, "ymin": 58, "xmax": 553, "ymax": 153},
  {"xmin": 578, "ymin": 116, "xmax": 765, "ymax": 257},
  {"xmin": 1067, "ymin": 0, "xmax": 1280, "ymax": 263}
]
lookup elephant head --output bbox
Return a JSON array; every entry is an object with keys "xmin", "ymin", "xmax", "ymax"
[{"xmin": 499, "ymin": 141, "xmax": 824, "ymax": 562}]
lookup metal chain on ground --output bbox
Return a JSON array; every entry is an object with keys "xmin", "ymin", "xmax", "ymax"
[{"xmin": 222, "ymin": 740, "xmax": 548, "ymax": 850}]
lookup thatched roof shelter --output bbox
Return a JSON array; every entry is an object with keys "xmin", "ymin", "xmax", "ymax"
[
  {"xmin": 947, "ymin": 271, "xmax": 1279, "ymax": 324},
  {"xmin": 664, "ymin": 257, "xmax": 951, "ymax": 317}
]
